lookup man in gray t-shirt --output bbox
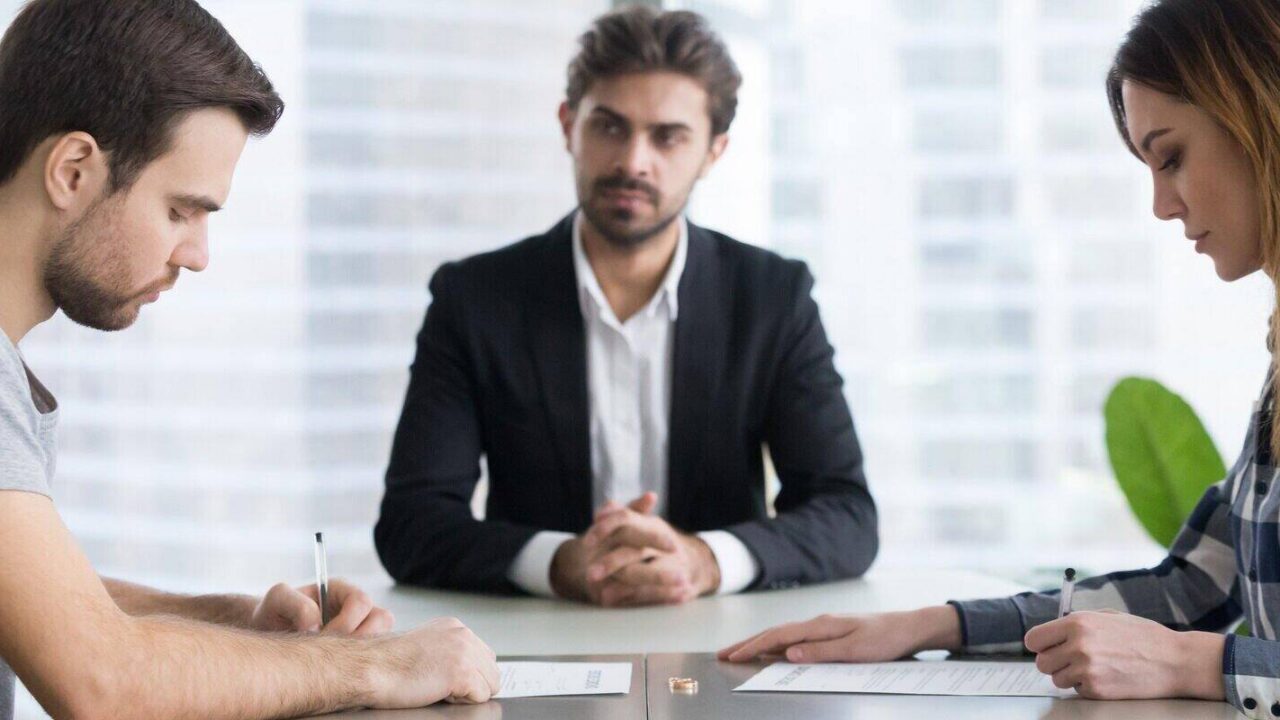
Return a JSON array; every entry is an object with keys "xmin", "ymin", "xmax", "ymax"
[
  {"xmin": 0, "ymin": 335, "xmax": 55, "ymax": 720},
  {"xmin": 0, "ymin": 1, "xmax": 499, "ymax": 718}
]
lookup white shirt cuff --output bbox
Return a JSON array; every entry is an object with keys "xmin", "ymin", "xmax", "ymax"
[
  {"xmin": 698, "ymin": 530, "xmax": 760, "ymax": 595},
  {"xmin": 506, "ymin": 531, "xmax": 575, "ymax": 598}
]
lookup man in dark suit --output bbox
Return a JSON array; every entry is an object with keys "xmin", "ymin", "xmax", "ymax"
[{"xmin": 375, "ymin": 6, "xmax": 877, "ymax": 606}]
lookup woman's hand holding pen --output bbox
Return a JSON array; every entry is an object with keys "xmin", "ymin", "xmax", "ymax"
[{"xmin": 1025, "ymin": 611, "xmax": 1225, "ymax": 700}]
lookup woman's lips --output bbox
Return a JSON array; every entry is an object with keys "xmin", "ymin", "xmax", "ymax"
[{"xmin": 1190, "ymin": 231, "xmax": 1209, "ymax": 253}]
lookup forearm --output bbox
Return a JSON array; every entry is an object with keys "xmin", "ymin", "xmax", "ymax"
[
  {"xmin": 904, "ymin": 605, "xmax": 964, "ymax": 654},
  {"xmin": 1176, "ymin": 631, "xmax": 1226, "ymax": 701},
  {"xmin": 102, "ymin": 615, "xmax": 375, "ymax": 719},
  {"xmin": 952, "ymin": 549, "xmax": 1240, "ymax": 657},
  {"xmin": 948, "ymin": 559, "xmax": 1215, "ymax": 655},
  {"xmin": 729, "ymin": 489, "xmax": 878, "ymax": 588},
  {"xmin": 376, "ymin": 493, "xmax": 540, "ymax": 593},
  {"xmin": 103, "ymin": 577, "xmax": 255, "ymax": 627}
]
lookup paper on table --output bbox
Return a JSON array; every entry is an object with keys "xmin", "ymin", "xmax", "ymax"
[
  {"xmin": 735, "ymin": 661, "xmax": 1076, "ymax": 698},
  {"xmin": 494, "ymin": 662, "xmax": 632, "ymax": 698}
]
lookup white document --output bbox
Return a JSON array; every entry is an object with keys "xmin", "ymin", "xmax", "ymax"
[
  {"xmin": 494, "ymin": 662, "xmax": 632, "ymax": 698},
  {"xmin": 735, "ymin": 661, "xmax": 1076, "ymax": 698}
]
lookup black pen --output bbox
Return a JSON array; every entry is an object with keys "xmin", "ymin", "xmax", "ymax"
[
  {"xmin": 1057, "ymin": 568, "xmax": 1076, "ymax": 619},
  {"xmin": 314, "ymin": 532, "xmax": 331, "ymax": 627}
]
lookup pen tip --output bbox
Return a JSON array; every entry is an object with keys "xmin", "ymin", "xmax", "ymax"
[{"xmin": 1065, "ymin": 568, "xmax": 1076, "ymax": 581}]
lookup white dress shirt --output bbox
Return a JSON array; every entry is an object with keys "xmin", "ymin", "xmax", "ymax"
[{"xmin": 506, "ymin": 213, "xmax": 760, "ymax": 597}]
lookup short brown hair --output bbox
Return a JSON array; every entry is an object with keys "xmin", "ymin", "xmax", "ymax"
[
  {"xmin": 566, "ymin": 5, "xmax": 742, "ymax": 136},
  {"xmin": 0, "ymin": 0, "xmax": 284, "ymax": 190}
]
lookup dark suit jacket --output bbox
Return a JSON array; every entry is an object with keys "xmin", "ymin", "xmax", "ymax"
[{"xmin": 375, "ymin": 214, "xmax": 878, "ymax": 594}]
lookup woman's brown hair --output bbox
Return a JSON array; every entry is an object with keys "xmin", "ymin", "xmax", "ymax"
[{"xmin": 1107, "ymin": 0, "xmax": 1280, "ymax": 458}]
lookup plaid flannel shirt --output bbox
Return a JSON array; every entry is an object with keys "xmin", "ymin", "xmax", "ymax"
[{"xmin": 950, "ymin": 372, "xmax": 1279, "ymax": 718}]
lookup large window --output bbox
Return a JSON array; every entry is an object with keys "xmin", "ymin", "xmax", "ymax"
[
  {"xmin": 2, "ymin": 0, "xmax": 1273, "ymax": 614},
  {"xmin": 7, "ymin": 0, "xmax": 606, "ymax": 598},
  {"xmin": 675, "ymin": 0, "xmax": 1272, "ymax": 575}
]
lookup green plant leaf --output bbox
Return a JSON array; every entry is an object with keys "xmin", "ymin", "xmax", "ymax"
[{"xmin": 1104, "ymin": 377, "xmax": 1227, "ymax": 548}]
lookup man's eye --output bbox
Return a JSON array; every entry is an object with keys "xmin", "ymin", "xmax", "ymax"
[{"xmin": 170, "ymin": 208, "xmax": 185, "ymax": 222}]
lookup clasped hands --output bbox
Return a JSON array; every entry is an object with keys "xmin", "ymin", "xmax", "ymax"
[{"xmin": 551, "ymin": 492, "xmax": 721, "ymax": 606}]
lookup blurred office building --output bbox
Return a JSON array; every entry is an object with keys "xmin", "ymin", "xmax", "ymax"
[{"xmin": 3, "ymin": 0, "xmax": 1269, "ymax": 600}]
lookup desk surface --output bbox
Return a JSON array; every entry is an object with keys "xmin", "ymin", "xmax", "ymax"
[
  {"xmin": 361, "ymin": 567, "xmax": 1026, "ymax": 655},
  {"xmin": 646, "ymin": 652, "xmax": 1239, "ymax": 720},
  {"xmin": 316, "ymin": 569, "xmax": 1239, "ymax": 718}
]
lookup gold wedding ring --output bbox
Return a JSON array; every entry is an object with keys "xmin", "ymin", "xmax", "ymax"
[{"xmin": 668, "ymin": 677, "xmax": 698, "ymax": 693}]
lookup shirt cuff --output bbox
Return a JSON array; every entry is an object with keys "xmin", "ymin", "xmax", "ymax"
[
  {"xmin": 947, "ymin": 597, "xmax": 1029, "ymax": 654},
  {"xmin": 1223, "ymin": 633, "xmax": 1280, "ymax": 718},
  {"xmin": 699, "ymin": 530, "xmax": 760, "ymax": 595},
  {"xmin": 506, "ymin": 531, "xmax": 575, "ymax": 598}
]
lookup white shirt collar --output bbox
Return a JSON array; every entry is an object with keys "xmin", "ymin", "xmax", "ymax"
[{"xmin": 571, "ymin": 211, "xmax": 687, "ymax": 325}]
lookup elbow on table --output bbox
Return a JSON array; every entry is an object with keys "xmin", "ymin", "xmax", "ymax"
[
  {"xmin": 52, "ymin": 690, "xmax": 118, "ymax": 720},
  {"xmin": 53, "ymin": 669, "xmax": 204, "ymax": 720},
  {"xmin": 842, "ymin": 526, "xmax": 878, "ymax": 579},
  {"xmin": 373, "ymin": 511, "xmax": 451, "ymax": 588},
  {"xmin": 833, "ymin": 498, "xmax": 879, "ymax": 580},
  {"xmin": 373, "ymin": 515, "xmax": 416, "ymax": 584},
  {"xmin": 39, "ymin": 652, "xmax": 136, "ymax": 720}
]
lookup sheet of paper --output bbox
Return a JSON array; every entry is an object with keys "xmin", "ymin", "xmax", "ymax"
[
  {"xmin": 494, "ymin": 662, "xmax": 632, "ymax": 698},
  {"xmin": 734, "ymin": 661, "xmax": 1075, "ymax": 698}
]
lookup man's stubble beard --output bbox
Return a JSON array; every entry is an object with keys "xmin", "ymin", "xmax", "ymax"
[
  {"xmin": 577, "ymin": 170, "xmax": 698, "ymax": 251},
  {"xmin": 42, "ymin": 196, "xmax": 142, "ymax": 332}
]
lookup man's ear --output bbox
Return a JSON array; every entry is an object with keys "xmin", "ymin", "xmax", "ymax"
[
  {"xmin": 558, "ymin": 101, "xmax": 576, "ymax": 151},
  {"xmin": 43, "ymin": 131, "xmax": 108, "ymax": 211},
  {"xmin": 697, "ymin": 133, "xmax": 730, "ymax": 180}
]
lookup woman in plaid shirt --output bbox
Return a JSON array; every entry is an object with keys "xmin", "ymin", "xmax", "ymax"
[{"xmin": 720, "ymin": 0, "xmax": 1280, "ymax": 716}]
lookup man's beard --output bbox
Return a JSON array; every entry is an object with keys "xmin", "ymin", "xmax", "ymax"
[
  {"xmin": 43, "ymin": 198, "xmax": 145, "ymax": 332},
  {"xmin": 579, "ymin": 173, "xmax": 689, "ymax": 250}
]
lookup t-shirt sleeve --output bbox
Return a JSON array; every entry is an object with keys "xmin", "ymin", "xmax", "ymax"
[{"xmin": 0, "ymin": 368, "xmax": 52, "ymax": 496}]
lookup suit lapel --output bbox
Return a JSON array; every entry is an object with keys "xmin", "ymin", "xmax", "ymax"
[
  {"xmin": 527, "ymin": 215, "xmax": 594, "ymax": 529},
  {"xmin": 667, "ymin": 224, "xmax": 728, "ymax": 530}
]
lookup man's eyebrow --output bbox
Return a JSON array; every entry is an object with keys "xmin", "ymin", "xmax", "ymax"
[
  {"xmin": 651, "ymin": 121, "xmax": 693, "ymax": 133},
  {"xmin": 589, "ymin": 105, "xmax": 631, "ymax": 126},
  {"xmin": 169, "ymin": 193, "xmax": 222, "ymax": 213},
  {"xmin": 589, "ymin": 106, "xmax": 694, "ymax": 134}
]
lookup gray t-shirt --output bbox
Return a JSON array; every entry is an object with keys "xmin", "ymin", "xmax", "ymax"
[{"xmin": 0, "ymin": 332, "xmax": 57, "ymax": 720}]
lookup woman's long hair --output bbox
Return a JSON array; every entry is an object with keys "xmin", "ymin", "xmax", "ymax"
[{"xmin": 1107, "ymin": 0, "xmax": 1280, "ymax": 458}]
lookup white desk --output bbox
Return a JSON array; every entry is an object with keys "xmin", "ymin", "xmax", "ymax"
[
  {"xmin": 361, "ymin": 567, "xmax": 1024, "ymax": 655},
  {"xmin": 320, "ymin": 568, "xmax": 1241, "ymax": 719}
]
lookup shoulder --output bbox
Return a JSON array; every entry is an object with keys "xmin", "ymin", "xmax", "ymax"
[
  {"xmin": 430, "ymin": 220, "xmax": 570, "ymax": 296},
  {"xmin": 0, "ymin": 344, "xmax": 53, "ymax": 495},
  {"xmin": 0, "ymin": 342, "xmax": 36, "ymax": 423},
  {"xmin": 690, "ymin": 223, "xmax": 813, "ymax": 299}
]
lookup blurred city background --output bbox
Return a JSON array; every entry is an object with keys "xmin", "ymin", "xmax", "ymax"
[{"xmin": 1, "ymin": 0, "xmax": 1271, "ymax": 626}]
